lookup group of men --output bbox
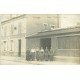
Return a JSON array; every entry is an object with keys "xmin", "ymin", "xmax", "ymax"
[{"xmin": 26, "ymin": 47, "xmax": 54, "ymax": 61}]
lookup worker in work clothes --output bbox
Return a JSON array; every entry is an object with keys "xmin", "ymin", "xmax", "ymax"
[
  {"xmin": 26, "ymin": 49, "xmax": 30, "ymax": 61},
  {"xmin": 44, "ymin": 47, "xmax": 49, "ymax": 61},
  {"xmin": 36, "ymin": 47, "xmax": 40, "ymax": 61},
  {"xmin": 39, "ymin": 47, "xmax": 44, "ymax": 61},
  {"xmin": 30, "ymin": 48, "xmax": 36, "ymax": 61}
]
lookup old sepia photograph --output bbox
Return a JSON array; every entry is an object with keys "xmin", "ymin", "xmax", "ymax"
[
  {"xmin": 1, "ymin": 0, "xmax": 80, "ymax": 80},
  {"xmin": 0, "ymin": 14, "xmax": 80, "ymax": 65}
]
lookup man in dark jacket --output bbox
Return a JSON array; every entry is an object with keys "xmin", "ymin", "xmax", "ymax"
[
  {"xmin": 26, "ymin": 49, "xmax": 30, "ymax": 61},
  {"xmin": 36, "ymin": 47, "xmax": 40, "ymax": 61},
  {"xmin": 49, "ymin": 47, "xmax": 54, "ymax": 61},
  {"xmin": 39, "ymin": 47, "xmax": 44, "ymax": 61},
  {"xmin": 44, "ymin": 47, "xmax": 49, "ymax": 61}
]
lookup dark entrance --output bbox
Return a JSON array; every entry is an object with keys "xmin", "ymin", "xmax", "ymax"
[
  {"xmin": 40, "ymin": 38, "xmax": 51, "ymax": 50},
  {"xmin": 18, "ymin": 39, "xmax": 21, "ymax": 57}
]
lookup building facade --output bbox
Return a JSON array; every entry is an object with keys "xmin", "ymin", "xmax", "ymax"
[
  {"xmin": 0, "ymin": 14, "xmax": 59, "ymax": 57},
  {"xmin": 26, "ymin": 27, "xmax": 80, "ymax": 63},
  {"xmin": 0, "ymin": 14, "xmax": 80, "ymax": 63}
]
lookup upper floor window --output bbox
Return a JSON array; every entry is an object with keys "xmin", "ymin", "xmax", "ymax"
[
  {"xmin": 18, "ymin": 23, "xmax": 22, "ymax": 34},
  {"xmin": 11, "ymin": 25, "xmax": 14, "ymax": 35},
  {"xmin": 14, "ymin": 27, "xmax": 17, "ymax": 30}
]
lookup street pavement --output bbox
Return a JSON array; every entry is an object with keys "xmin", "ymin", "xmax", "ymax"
[{"xmin": 0, "ymin": 56, "xmax": 78, "ymax": 65}]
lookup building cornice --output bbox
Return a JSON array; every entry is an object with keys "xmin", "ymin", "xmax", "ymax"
[{"xmin": 1, "ymin": 14, "xmax": 26, "ymax": 24}]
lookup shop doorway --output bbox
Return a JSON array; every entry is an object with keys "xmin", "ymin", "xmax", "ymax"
[{"xmin": 40, "ymin": 38, "xmax": 51, "ymax": 50}]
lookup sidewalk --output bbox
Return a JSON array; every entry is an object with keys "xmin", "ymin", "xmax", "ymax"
[
  {"xmin": 0, "ymin": 55, "xmax": 26, "ymax": 63},
  {"xmin": 0, "ymin": 56, "xmax": 78, "ymax": 65}
]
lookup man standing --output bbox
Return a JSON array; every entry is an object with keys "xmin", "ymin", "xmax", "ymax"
[
  {"xmin": 36, "ymin": 47, "xmax": 40, "ymax": 61},
  {"xmin": 44, "ymin": 47, "xmax": 49, "ymax": 61},
  {"xmin": 26, "ymin": 49, "xmax": 30, "ymax": 61},
  {"xmin": 49, "ymin": 47, "xmax": 54, "ymax": 61},
  {"xmin": 30, "ymin": 48, "xmax": 36, "ymax": 61},
  {"xmin": 39, "ymin": 47, "xmax": 44, "ymax": 61}
]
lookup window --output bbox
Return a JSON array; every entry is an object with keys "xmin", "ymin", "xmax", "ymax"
[
  {"xmin": 18, "ymin": 23, "xmax": 22, "ymax": 34},
  {"xmin": 11, "ymin": 25, "xmax": 14, "ymax": 35},
  {"xmin": 14, "ymin": 27, "xmax": 17, "ymax": 30},
  {"xmin": 4, "ymin": 41, "xmax": 6, "ymax": 51},
  {"xmin": 10, "ymin": 40, "xmax": 13, "ymax": 51}
]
